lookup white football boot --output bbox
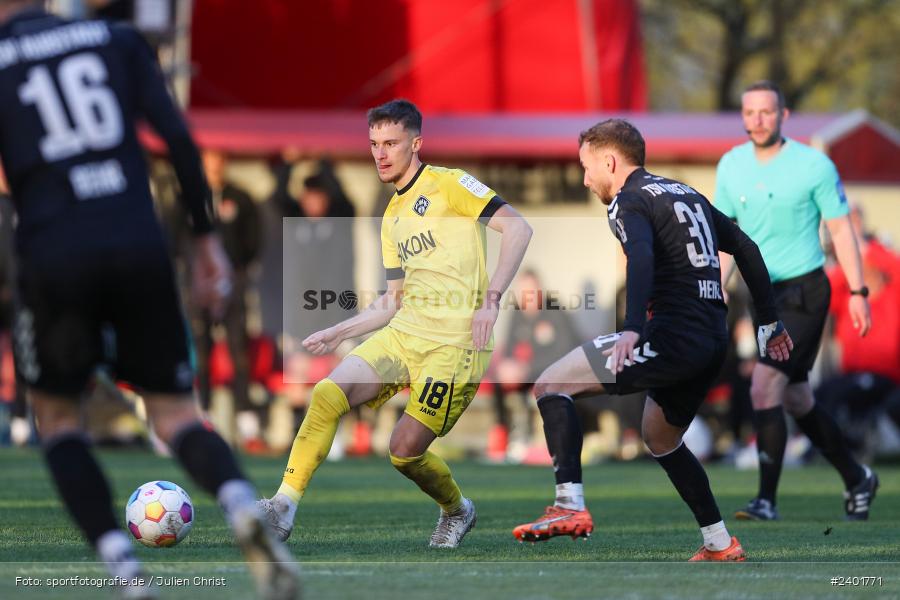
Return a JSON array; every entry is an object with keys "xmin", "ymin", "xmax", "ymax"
[
  {"xmin": 257, "ymin": 494, "xmax": 295, "ymax": 542},
  {"xmin": 429, "ymin": 497, "xmax": 477, "ymax": 548}
]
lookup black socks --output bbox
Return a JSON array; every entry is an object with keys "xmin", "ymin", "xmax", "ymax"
[
  {"xmin": 796, "ymin": 404, "xmax": 865, "ymax": 489},
  {"xmin": 44, "ymin": 433, "xmax": 119, "ymax": 546},
  {"xmin": 537, "ymin": 394, "xmax": 583, "ymax": 485},
  {"xmin": 654, "ymin": 442, "xmax": 722, "ymax": 527},
  {"xmin": 170, "ymin": 422, "xmax": 246, "ymax": 496}
]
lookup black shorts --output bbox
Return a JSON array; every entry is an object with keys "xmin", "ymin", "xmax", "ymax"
[
  {"xmin": 14, "ymin": 229, "xmax": 193, "ymax": 396},
  {"xmin": 758, "ymin": 268, "xmax": 830, "ymax": 384},
  {"xmin": 582, "ymin": 326, "xmax": 727, "ymax": 428}
]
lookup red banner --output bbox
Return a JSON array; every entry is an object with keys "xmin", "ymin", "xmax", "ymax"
[{"xmin": 190, "ymin": 0, "xmax": 646, "ymax": 112}]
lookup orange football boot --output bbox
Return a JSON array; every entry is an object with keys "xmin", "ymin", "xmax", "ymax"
[
  {"xmin": 513, "ymin": 506, "xmax": 594, "ymax": 542},
  {"xmin": 689, "ymin": 536, "xmax": 746, "ymax": 561}
]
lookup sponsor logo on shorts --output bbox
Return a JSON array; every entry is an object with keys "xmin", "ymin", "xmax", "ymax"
[
  {"xmin": 604, "ymin": 341, "xmax": 658, "ymax": 371},
  {"xmin": 592, "ymin": 333, "xmax": 622, "ymax": 349}
]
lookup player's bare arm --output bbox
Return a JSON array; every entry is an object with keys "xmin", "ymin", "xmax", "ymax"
[
  {"xmin": 472, "ymin": 204, "xmax": 533, "ymax": 350},
  {"xmin": 826, "ymin": 214, "xmax": 872, "ymax": 336},
  {"xmin": 302, "ymin": 277, "xmax": 404, "ymax": 355}
]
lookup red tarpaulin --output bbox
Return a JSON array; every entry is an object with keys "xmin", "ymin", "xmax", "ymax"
[{"xmin": 189, "ymin": 0, "xmax": 646, "ymax": 112}]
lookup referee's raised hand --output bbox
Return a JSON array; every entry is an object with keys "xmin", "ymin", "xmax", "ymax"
[{"xmin": 192, "ymin": 234, "xmax": 233, "ymax": 320}]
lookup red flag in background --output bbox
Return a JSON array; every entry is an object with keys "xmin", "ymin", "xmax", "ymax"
[{"xmin": 190, "ymin": 0, "xmax": 646, "ymax": 112}]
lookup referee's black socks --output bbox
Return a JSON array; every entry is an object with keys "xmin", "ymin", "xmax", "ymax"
[
  {"xmin": 43, "ymin": 432, "xmax": 119, "ymax": 547},
  {"xmin": 537, "ymin": 394, "xmax": 583, "ymax": 485},
  {"xmin": 795, "ymin": 403, "xmax": 865, "ymax": 489},
  {"xmin": 654, "ymin": 441, "xmax": 722, "ymax": 527}
]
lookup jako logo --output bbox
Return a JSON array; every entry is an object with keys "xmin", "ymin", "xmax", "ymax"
[{"xmin": 302, "ymin": 290, "xmax": 358, "ymax": 310}]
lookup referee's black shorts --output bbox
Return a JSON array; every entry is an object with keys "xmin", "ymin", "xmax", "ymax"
[
  {"xmin": 14, "ymin": 224, "xmax": 194, "ymax": 397},
  {"xmin": 581, "ymin": 325, "xmax": 728, "ymax": 428},
  {"xmin": 758, "ymin": 268, "xmax": 830, "ymax": 384}
]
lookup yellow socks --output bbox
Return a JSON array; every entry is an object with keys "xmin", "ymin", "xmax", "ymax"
[
  {"xmin": 280, "ymin": 378, "xmax": 462, "ymax": 516},
  {"xmin": 280, "ymin": 378, "xmax": 350, "ymax": 500},
  {"xmin": 390, "ymin": 451, "xmax": 463, "ymax": 513}
]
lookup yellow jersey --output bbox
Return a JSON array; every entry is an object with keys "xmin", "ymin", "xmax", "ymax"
[{"xmin": 381, "ymin": 164, "xmax": 505, "ymax": 349}]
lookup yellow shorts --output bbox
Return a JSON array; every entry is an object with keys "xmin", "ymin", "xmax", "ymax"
[{"xmin": 349, "ymin": 326, "xmax": 491, "ymax": 436}]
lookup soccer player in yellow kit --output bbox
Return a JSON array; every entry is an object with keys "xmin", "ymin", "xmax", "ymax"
[{"xmin": 259, "ymin": 99, "xmax": 532, "ymax": 547}]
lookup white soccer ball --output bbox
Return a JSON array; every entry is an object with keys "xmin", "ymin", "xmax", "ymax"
[{"xmin": 125, "ymin": 480, "xmax": 194, "ymax": 547}]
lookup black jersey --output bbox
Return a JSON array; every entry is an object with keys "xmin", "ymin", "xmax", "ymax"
[
  {"xmin": 611, "ymin": 168, "xmax": 777, "ymax": 337},
  {"xmin": 0, "ymin": 9, "xmax": 211, "ymax": 248}
]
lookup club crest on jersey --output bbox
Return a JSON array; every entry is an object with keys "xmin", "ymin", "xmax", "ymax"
[{"xmin": 413, "ymin": 195, "xmax": 430, "ymax": 216}]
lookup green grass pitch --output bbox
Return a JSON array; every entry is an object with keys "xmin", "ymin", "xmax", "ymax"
[{"xmin": 0, "ymin": 448, "xmax": 897, "ymax": 599}]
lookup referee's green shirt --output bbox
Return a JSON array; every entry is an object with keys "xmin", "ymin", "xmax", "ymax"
[{"xmin": 714, "ymin": 138, "xmax": 849, "ymax": 283}]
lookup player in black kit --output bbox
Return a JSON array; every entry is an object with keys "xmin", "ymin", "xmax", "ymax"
[
  {"xmin": 0, "ymin": 2, "xmax": 297, "ymax": 598},
  {"xmin": 512, "ymin": 119, "xmax": 792, "ymax": 561}
]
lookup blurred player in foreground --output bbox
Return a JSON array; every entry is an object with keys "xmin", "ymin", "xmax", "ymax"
[
  {"xmin": 0, "ymin": 1, "xmax": 297, "ymax": 598},
  {"xmin": 512, "ymin": 119, "xmax": 791, "ymax": 561},
  {"xmin": 259, "ymin": 99, "xmax": 532, "ymax": 548}
]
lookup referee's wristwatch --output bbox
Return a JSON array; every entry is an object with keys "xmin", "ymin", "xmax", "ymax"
[{"xmin": 850, "ymin": 286, "xmax": 869, "ymax": 298}]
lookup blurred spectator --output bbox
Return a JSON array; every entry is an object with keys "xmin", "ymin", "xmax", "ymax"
[
  {"xmin": 817, "ymin": 205, "xmax": 900, "ymax": 456},
  {"xmin": 489, "ymin": 269, "xmax": 582, "ymax": 461},
  {"xmin": 274, "ymin": 155, "xmax": 366, "ymax": 454},
  {"xmin": 150, "ymin": 158, "xmax": 193, "ymax": 265},
  {"xmin": 192, "ymin": 150, "xmax": 262, "ymax": 423}
]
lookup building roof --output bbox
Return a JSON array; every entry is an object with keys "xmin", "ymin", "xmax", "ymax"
[{"xmin": 143, "ymin": 109, "xmax": 900, "ymax": 182}]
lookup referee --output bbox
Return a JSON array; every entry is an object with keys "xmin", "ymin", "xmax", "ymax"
[{"xmin": 716, "ymin": 80, "xmax": 877, "ymax": 522}]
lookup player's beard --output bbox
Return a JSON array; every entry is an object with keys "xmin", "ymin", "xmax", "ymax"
[
  {"xmin": 381, "ymin": 156, "xmax": 412, "ymax": 185},
  {"xmin": 595, "ymin": 180, "xmax": 615, "ymax": 205},
  {"xmin": 751, "ymin": 124, "xmax": 783, "ymax": 149},
  {"xmin": 376, "ymin": 164, "xmax": 397, "ymax": 184}
]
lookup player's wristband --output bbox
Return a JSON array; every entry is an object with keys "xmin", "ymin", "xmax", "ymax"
[{"xmin": 850, "ymin": 286, "xmax": 869, "ymax": 298}]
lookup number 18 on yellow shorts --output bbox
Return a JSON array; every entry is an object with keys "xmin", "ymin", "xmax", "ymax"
[{"xmin": 349, "ymin": 326, "xmax": 491, "ymax": 437}]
